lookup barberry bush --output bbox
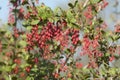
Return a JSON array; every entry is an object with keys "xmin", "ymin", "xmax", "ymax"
[{"xmin": 0, "ymin": 0, "xmax": 120, "ymax": 80}]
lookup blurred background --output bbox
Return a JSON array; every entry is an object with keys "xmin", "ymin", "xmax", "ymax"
[{"xmin": 0, "ymin": 0, "xmax": 120, "ymax": 67}]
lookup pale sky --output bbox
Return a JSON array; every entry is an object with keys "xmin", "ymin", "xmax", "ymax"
[
  {"xmin": 0, "ymin": 0, "xmax": 9, "ymax": 23},
  {"xmin": 0, "ymin": 0, "xmax": 71, "ymax": 23}
]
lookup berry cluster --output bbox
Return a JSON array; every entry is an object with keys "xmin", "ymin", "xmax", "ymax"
[
  {"xmin": 84, "ymin": 6, "xmax": 93, "ymax": 19},
  {"xmin": 26, "ymin": 22, "xmax": 62, "ymax": 53},
  {"xmin": 71, "ymin": 29, "xmax": 79, "ymax": 45},
  {"xmin": 26, "ymin": 21, "xmax": 81, "ymax": 53},
  {"xmin": 8, "ymin": 14, "xmax": 15, "ymax": 25},
  {"xmin": 13, "ymin": 27, "xmax": 19, "ymax": 38},
  {"xmin": 25, "ymin": 66, "xmax": 32, "ymax": 73}
]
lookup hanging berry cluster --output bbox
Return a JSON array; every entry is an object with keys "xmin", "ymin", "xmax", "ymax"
[
  {"xmin": 26, "ymin": 21, "xmax": 80, "ymax": 59},
  {"xmin": 71, "ymin": 29, "xmax": 79, "ymax": 45}
]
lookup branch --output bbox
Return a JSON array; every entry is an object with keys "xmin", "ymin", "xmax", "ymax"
[{"xmin": 83, "ymin": 0, "xmax": 89, "ymax": 8}]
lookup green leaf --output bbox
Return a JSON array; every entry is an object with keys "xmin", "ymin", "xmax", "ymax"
[
  {"xmin": 68, "ymin": 3, "xmax": 74, "ymax": 8},
  {"xmin": 84, "ymin": 27, "xmax": 89, "ymax": 33},
  {"xmin": 0, "ymin": 29, "xmax": 6, "ymax": 35},
  {"xmin": 74, "ymin": 0, "xmax": 78, "ymax": 7},
  {"xmin": 26, "ymin": 26, "xmax": 32, "ymax": 31},
  {"xmin": 4, "ymin": 75, "xmax": 10, "ymax": 80},
  {"xmin": 24, "ymin": 54, "xmax": 29, "ymax": 60},
  {"xmin": 67, "ymin": 11, "xmax": 76, "ymax": 23},
  {"xmin": 12, "ymin": 76, "xmax": 17, "ymax": 80},
  {"xmin": 12, "ymin": 64, "xmax": 16, "ymax": 68},
  {"xmin": 71, "ymin": 23, "xmax": 79, "ymax": 29},
  {"xmin": 20, "ymin": 63, "xmax": 29, "ymax": 68},
  {"xmin": 10, "ymin": 38, "xmax": 14, "ymax": 43},
  {"xmin": 0, "ymin": 62, "xmax": 5, "ymax": 65},
  {"xmin": 90, "ymin": 0, "xmax": 100, "ymax": 4},
  {"xmin": 64, "ymin": 49, "xmax": 71, "ymax": 54},
  {"xmin": 31, "ymin": 20, "xmax": 39, "ymax": 25},
  {"xmin": 68, "ymin": 78, "xmax": 72, "ymax": 80},
  {"xmin": 19, "ymin": 40, "xmax": 27, "ymax": 47},
  {"xmin": 109, "ymin": 68, "xmax": 116, "ymax": 75},
  {"xmin": 21, "ymin": 34, "xmax": 26, "ymax": 39},
  {"xmin": 2, "ymin": 66, "xmax": 11, "ymax": 72},
  {"xmin": 105, "ymin": 53, "xmax": 110, "ymax": 57},
  {"xmin": 115, "ymin": 35, "xmax": 120, "ymax": 41},
  {"xmin": 5, "ymin": 31, "xmax": 11, "ymax": 36},
  {"xmin": 54, "ymin": 7, "xmax": 61, "ymax": 16}
]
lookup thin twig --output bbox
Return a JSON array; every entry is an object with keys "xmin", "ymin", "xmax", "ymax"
[{"xmin": 83, "ymin": 0, "xmax": 89, "ymax": 8}]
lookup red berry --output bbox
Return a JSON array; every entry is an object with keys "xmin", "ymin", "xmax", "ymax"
[{"xmin": 25, "ymin": 66, "xmax": 31, "ymax": 73}]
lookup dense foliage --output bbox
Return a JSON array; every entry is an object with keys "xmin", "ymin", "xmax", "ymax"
[{"xmin": 0, "ymin": 0, "xmax": 120, "ymax": 80}]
